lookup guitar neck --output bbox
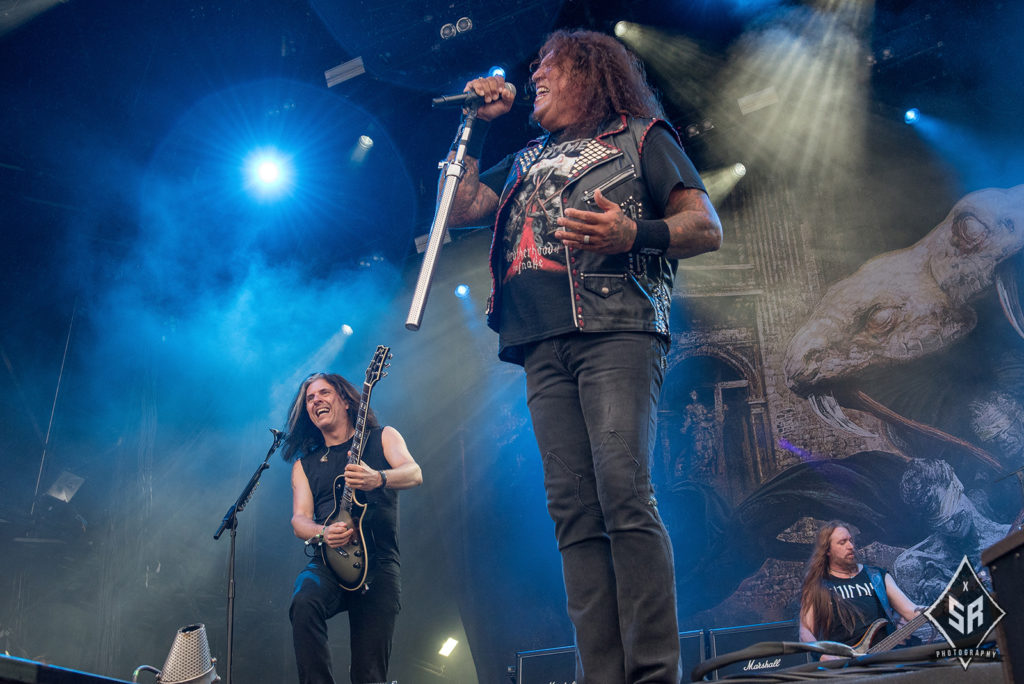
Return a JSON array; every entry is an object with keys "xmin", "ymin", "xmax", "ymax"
[
  {"xmin": 338, "ymin": 344, "xmax": 391, "ymax": 513},
  {"xmin": 351, "ymin": 379, "xmax": 377, "ymax": 464},
  {"xmin": 867, "ymin": 612, "xmax": 930, "ymax": 654},
  {"xmin": 340, "ymin": 382, "xmax": 376, "ymax": 509}
]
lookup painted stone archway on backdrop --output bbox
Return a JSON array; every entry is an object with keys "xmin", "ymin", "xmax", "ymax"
[{"xmin": 658, "ymin": 343, "xmax": 773, "ymax": 506}]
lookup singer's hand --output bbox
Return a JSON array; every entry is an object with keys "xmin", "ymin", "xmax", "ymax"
[
  {"xmin": 463, "ymin": 75, "xmax": 514, "ymax": 121},
  {"xmin": 556, "ymin": 189, "xmax": 637, "ymax": 254}
]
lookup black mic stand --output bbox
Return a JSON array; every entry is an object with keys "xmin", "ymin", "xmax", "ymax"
[
  {"xmin": 213, "ymin": 428, "xmax": 284, "ymax": 684},
  {"xmin": 406, "ymin": 104, "xmax": 480, "ymax": 330}
]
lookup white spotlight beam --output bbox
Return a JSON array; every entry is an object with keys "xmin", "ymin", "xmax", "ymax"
[
  {"xmin": 701, "ymin": 163, "xmax": 748, "ymax": 206},
  {"xmin": 0, "ymin": 0, "xmax": 65, "ymax": 37}
]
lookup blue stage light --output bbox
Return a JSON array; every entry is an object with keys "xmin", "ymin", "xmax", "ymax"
[
  {"xmin": 454, "ymin": 284, "xmax": 470, "ymax": 298},
  {"xmin": 487, "ymin": 66, "xmax": 506, "ymax": 79},
  {"xmin": 256, "ymin": 160, "xmax": 280, "ymax": 184},
  {"xmin": 244, "ymin": 148, "xmax": 292, "ymax": 199},
  {"xmin": 904, "ymin": 108, "xmax": 920, "ymax": 124}
]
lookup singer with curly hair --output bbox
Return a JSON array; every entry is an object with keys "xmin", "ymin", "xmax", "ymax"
[{"xmin": 445, "ymin": 28, "xmax": 723, "ymax": 683}]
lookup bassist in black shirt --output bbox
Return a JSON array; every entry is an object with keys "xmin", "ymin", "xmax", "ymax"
[{"xmin": 799, "ymin": 521, "xmax": 925, "ymax": 659}]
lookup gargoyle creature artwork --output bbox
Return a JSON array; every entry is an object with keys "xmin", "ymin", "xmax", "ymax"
[
  {"xmin": 895, "ymin": 458, "xmax": 1009, "ymax": 603},
  {"xmin": 675, "ymin": 186, "xmax": 1024, "ymax": 616},
  {"xmin": 780, "ymin": 184, "xmax": 1024, "ymax": 597},
  {"xmin": 784, "ymin": 185, "xmax": 1024, "ymax": 480}
]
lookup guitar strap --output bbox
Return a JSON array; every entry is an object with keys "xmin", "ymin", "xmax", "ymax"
[{"xmin": 865, "ymin": 565, "xmax": 897, "ymax": 624}]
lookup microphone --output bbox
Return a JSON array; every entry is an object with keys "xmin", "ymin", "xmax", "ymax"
[
  {"xmin": 432, "ymin": 82, "xmax": 517, "ymax": 108},
  {"xmin": 270, "ymin": 428, "xmax": 286, "ymax": 440}
]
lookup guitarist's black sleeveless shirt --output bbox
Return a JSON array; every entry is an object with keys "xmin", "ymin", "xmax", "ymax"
[
  {"xmin": 823, "ymin": 567, "xmax": 891, "ymax": 644},
  {"xmin": 299, "ymin": 427, "xmax": 400, "ymax": 569}
]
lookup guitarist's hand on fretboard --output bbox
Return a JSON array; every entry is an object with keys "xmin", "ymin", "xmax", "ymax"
[
  {"xmin": 323, "ymin": 520, "xmax": 354, "ymax": 548},
  {"xmin": 344, "ymin": 461, "xmax": 384, "ymax": 491}
]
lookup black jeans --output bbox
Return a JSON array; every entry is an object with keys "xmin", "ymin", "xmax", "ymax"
[
  {"xmin": 524, "ymin": 331, "xmax": 680, "ymax": 684},
  {"xmin": 289, "ymin": 560, "xmax": 401, "ymax": 684}
]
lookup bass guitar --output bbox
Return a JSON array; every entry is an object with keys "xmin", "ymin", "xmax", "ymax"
[
  {"xmin": 320, "ymin": 344, "xmax": 391, "ymax": 591},
  {"xmin": 850, "ymin": 611, "xmax": 935, "ymax": 655}
]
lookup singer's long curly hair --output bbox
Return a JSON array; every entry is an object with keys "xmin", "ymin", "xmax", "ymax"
[
  {"xmin": 800, "ymin": 521, "xmax": 864, "ymax": 639},
  {"xmin": 281, "ymin": 372, "xmax": 379, "ymax": 463},
  {"xmin": 533, "ymin": 29, "xmax": 666, "ymax": 138}
]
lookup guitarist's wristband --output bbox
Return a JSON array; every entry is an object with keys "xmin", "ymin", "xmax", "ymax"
[{"xmin": 378, "ymin": 470, "xmax": 388, "ymax": 490}]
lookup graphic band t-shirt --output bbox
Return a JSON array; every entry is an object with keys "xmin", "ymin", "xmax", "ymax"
[
  {"xmin": 478, "ymin": 123, "xmax": 706, "ymax": 356},
  {"xmin": 497, "ymin": 138, "xmax": 588, "ymax": 347},
  {"xmin": 823, "ymin": 568, "xmax": 891, "ymax": 644}
]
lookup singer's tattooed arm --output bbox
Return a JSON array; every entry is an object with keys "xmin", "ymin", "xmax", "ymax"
[{"xmin": 443, "ymin": 154, "xmax": 499, "ymax": 228}]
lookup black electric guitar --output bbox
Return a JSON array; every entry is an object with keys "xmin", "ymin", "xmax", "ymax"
[
  {"xmin": 850, "ymin": 611, "xmax": 935, "ymax": 655},
  {"xmin": 320, "ymin": 345, "xmax": 391, "ymax": 591}
]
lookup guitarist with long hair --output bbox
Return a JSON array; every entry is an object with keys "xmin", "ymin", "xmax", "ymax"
[
  {"xmin": 283, "ymin": 369, "xmax": 422, "ymax": 684},
  {"xmin": 799, "ymin": 521, "xmax": 924, "ymax": 659}
]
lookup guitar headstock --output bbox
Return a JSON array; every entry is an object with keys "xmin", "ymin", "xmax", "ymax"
[{"xmin": 365, "ymin": 344, "xmax": 392, "ymax": 387}]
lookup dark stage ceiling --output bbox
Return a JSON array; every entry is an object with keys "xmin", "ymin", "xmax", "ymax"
[{"xmin": 2, "ymin": 0, "xmax": 1014, "ymax": 272}]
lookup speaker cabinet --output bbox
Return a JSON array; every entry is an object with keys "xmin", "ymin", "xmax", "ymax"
[
  {"xmin": 514, "ymin": 630, "xmax": 705, "ymax": 684},
  {"xmin": 0, "ymin": 655, "xmax": 132, "ymax": 683},
  {"xmin": 514, "ymin": 645, "xmax": 575, "ymax": 684},
  {"xmin": 983, "ymin": 528, "xmax": 1024, "ymax": 684},
  {"xmin": 679, "ymin": 630, "xmax": 707, "ymax": 681},
  {"xmin": 706, "ymin": 619, "xmax": 810, "ymax": 680}
]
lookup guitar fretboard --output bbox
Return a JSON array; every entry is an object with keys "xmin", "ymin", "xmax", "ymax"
[
  {"xmin": 339, "ymin": 345, "xmax": 389, "ymax": 511},
  {"xmin": 867, "ymin": 612, "xmax": 931, "ymax": 654}
]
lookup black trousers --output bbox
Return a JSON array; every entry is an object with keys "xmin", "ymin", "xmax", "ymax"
[
  {"xmin": 290, "ymin": 559, "xmax": 401, "ymax": 684},
  {"xmin": 523, "ymin": 332, "xmax": 680, "ymax": 683}
]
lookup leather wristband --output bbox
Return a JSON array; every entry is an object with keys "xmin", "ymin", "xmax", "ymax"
[
  {"xmin": 630, "ymin": 219, "xmax": 671, "ymax": 256},
  {"xmin": 378, "ymin": 469, "xmax": 388, "ymax": 489},
  {"xmin": 451, "ymin": 119, "xmax": 490, "ymax": 159}
]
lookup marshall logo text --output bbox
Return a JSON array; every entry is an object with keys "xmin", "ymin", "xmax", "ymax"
[{"xmin": 742, "ymin": 657, "xmax": 782, "ymax": 671}]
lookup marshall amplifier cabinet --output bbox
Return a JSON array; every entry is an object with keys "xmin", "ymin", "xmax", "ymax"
[
  {"xmin": 513, "ymin": 630, "xmax": 706, "ymax": 684},
  {"xmin": 679, "ymin": 629, "xmax": 707, "ymax": 680},
  {"xmin": 514, "ymin": 645, "xmax": 575, "ymax": 684},
  {"xmin": 706, "ymin": 620, "xmax": 810, "ymax": 680}
]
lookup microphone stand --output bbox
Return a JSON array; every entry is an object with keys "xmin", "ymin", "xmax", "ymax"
[
  {"xmin": 406, "ymin": 104, "xmax": 480, "ymax": 330},
  {"xmin": 213, "ymin": 428, "xmax": 284, "ymax": 684}
]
